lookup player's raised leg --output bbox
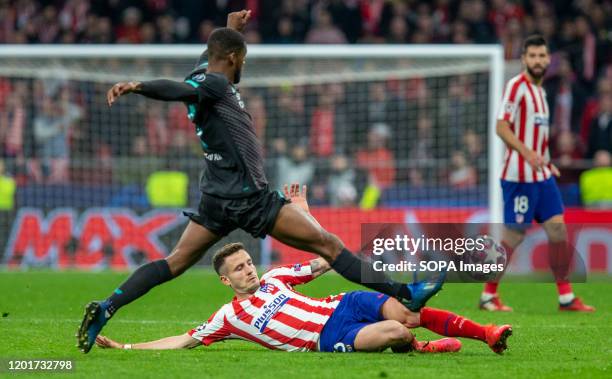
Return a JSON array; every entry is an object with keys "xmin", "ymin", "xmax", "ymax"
[
  {"xmin": 269, "ymin": 203, "xmax": 445, "ymax": 311},
  {"xmin": 77, "ymin": 221, "xmax": 220, "ymax": 353},
  {"xmin": 542, "ymin": 215, "xmax": 595, "ymax": 312}
]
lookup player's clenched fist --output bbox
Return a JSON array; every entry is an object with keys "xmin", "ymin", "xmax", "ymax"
[
  {"xmin": 107, "ymin": 81, "xmax": 141, "ymax": 107},
  {"xmin": 227, "ymin": 9, "xmax": 252, "ymax": 32}
]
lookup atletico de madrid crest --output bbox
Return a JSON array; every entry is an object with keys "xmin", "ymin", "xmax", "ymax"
[
  {"xmin": 259, "ymin": 283, "xmax": 279, "ymax": 294},
  {"xmin": 515, "ymin": 214, "xmax": 524, "ymax": 224}
]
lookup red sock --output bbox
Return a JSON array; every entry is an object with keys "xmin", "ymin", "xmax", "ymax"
[
  {"xmin": 549, "ymin": 240, "xmax": 573, "ymax": 282},
  {"xmin": 556, "ymin": 281, "xmax": 573, "ymax": 295},
  {"xmin": 483, "ymin": 282, "xmax": 498, "ymax": 295},
  {"xmin": 420, "ymin": 307, "xmax": 486, "ymax": 341}
]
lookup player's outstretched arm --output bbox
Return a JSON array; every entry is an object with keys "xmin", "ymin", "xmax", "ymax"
[
  {"xmin": 107, "ymin": 80, "xmax": 198, "ymax": 107},
  {"xmin": 96, "ymin": 334, "xmax": 200, "ymax": 350},
  {"xmin": 496, "ymin": 119, "xmax": 545, "ymax": 171}
]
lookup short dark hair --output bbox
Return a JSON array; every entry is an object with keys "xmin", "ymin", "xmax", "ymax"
[
  {"xmin": 207, "ymin": 27, "xmax": 246, "ymax": 61},
  {"xmin": 212, "ymin": 242, "xmax": 246, "ymax": 275},
  {"xmin": 522, "ymin": 35, "xmax": 547, "ymax": 54}
]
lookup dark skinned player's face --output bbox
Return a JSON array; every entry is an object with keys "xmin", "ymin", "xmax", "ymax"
[{"xmin": 522, "ymin": 45, "xmax": 550, "ymax": 81}]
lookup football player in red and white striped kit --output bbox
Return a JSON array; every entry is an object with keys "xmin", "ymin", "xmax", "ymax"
[
  {"xmin": 96, "ymin": 186, "xmax": 512, "ymax": 354},
  {"xmin": 480, "ymin": 35, "xmax": 594, "ymax": 312}
]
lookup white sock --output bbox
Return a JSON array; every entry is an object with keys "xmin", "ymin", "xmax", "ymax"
[
  {"xmin": 481, "ymin": 292, "xmax": 496, "ymax": 302},
  {"xmin": 559, "ymin": 293, "xmax": 575, "ymax": 305}
]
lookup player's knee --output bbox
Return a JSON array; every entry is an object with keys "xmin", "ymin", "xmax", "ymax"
[
  {"xmin": 403, "ymin": 310, "xmax": 420, "ymax": 328},
  {"xmin": 387, "ymin": 321, "xmax": 413, "ymax": 344},
  {"xmin": 546, "ymin": 222, "xmax": 567, "ymax": 242}
]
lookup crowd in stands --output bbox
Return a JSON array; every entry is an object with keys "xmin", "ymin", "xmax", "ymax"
[{"xmin": 0, "ymin": 0, "xmax": 610, "ymax": 208}]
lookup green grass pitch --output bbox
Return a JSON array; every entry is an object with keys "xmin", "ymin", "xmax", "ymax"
[{"xmin": 0, "ymin": 270, "xmax": 610, "ymax": 378}]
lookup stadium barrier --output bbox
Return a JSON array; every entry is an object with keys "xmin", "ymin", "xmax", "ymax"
[{"xmin": 2, "ymin": 207, "xmax": 611, "ymax": 273}]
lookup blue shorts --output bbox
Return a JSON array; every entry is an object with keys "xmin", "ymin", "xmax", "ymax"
[
  {"xmin": 501, "ymin": 177, "xmax": 564, "ymax": 227},
  {"xmin": 319, "ymin": 291, "xmax": 389, "ymax": 353}
]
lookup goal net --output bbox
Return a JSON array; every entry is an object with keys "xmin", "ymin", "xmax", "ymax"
[{"xmin": 0, "ymin": 45, "xmax": 503, "ymax": 269}]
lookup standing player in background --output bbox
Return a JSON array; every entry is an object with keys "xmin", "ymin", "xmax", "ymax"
[
  {"xmin": 77, "ymin": 11, "xmax": 445, "ymax": 353},
  {"xmin": 480, "ymin": 35, "xmax": 594, "ymax": 312}
]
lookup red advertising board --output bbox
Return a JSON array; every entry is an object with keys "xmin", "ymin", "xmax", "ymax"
[{"xmin": 3, "ymin": 207, "xmax": 611, "ymax": 272}]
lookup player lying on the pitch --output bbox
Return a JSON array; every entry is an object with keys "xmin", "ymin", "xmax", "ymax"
[
  {"xmin": 96, "ymin": 187, "xmax": 512, "ymax": 355},
  {"xmin": 96, "ymin": 245, "xmax": 512, "ymax": 354}
]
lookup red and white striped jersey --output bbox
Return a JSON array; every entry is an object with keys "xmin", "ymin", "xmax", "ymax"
[
  {"xmin": 188, "ymin": 262, "xmax": 343, "ymax": 352},
  {"xmin": 497, "ymin": 73, "xmax": 552, "ymax": 182}
]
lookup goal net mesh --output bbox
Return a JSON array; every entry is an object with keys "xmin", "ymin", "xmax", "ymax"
[{"xmin": 0, "ymin": 47, "xmax": 496, "ymax": 268}]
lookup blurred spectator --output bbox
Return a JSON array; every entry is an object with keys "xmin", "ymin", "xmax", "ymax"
[
  {"xmin": 131, "ymin": 135, "xmax": 149, "ymax": 158},
  {"xmin": 581, "ymin": 78, "xmax": 612, "ymax": 143},
  {"xmin": 573, "ymin": 15, "xmax": 597, "ymax": 86},
  {"xmin": 489, "ymin": 0, "xmax": 525, "ymax": 38},
  {"xmin": 463, "ymin": 129, "xmax": 486, "ymax": 181},
  {"xmin": 356, "ymin": 123, "xmax": 396, "ymax": 189},
  {"xmin": 197, "ymin": 20, "xmax": 215, "ymax": 43},
  {"xmin": 499, "ymin": 17, "xmax": 523, "ymax": 59},
  {"xmin": 327, "ymin": 0, "xmax": 363, "ymax": 43},
  {"xmin": 275, "ymin": 142, "xmax": 315, "ymax": 190},
  {"xmin": 448, "ymin": 151, "xmax": 477, "ymax": 188},
  {"xmin": 551, "ymin": 130, "xmax": 584, "ymax": 184},
  {"xmin": 463, "ymin": 129, "xmax": 484, "ymax": 164},
  {"xmin": 33, "ymin": 86, "xmax": 82, "ymax": 183},
  {"xmin": 0, "ymin": 82, "xmax": 26, "ymax": 159},
  {"xmin": 310, "ymin": 89, "xmax": 346, "ymax": 158},
  {"xmin": 156, "ymin": 15, "xmax": 177, "ymax": 44},
  {"xmin": 327, "ymin": 154, "xmax": 357, "ymax": 206},
  {"xmin": 273, "ymin": 16, "xmax": 298, "ymax": 44},
  {"xmin": 460, "ymin": 0, "xmax": 496, "ymax": 43},
  {"xmin": 140, "ymin": 23, "xmax": 156, "ymax": 44},
  {"xmin": 408, "ymin": 168, "xmax": 426, "ymax": 188},
  {"xmin": 386, "ymin": 16, "xmax": 409, "ymax": 43},
  {"xmin": 450, "ymin": 20, "xmax": 472, "ymax": 44},
  {"xmin": 115, "ymin": 7, "xmax": 142, "ymax": 43},
  {"xmin": 267, "ymin": 86, "xmax": 307, "ymax": 150},
  {"xmin": 545, "ymin": 54, "xmax": 588, "ymax": 134},
  {"xmin": 305, "ymin": 9, "xmax": 347, "ymax": 44},
  {"xmin": 586, "ymin": 90, "xmax": 612, "ymax": 158},
  {"xmin": 145, "ymin": 106, "xmax": 169, "ymax": 155},
  {"xmin": 244, "ymin": 29, "xmax": 262, "ymax": 44},
  {"xmin": 409, "ymin": 116, "xmax": 436, "ymax": 166},
  {"xmin": 439, "ymin": 75, "xmax": 482, "ymax": 142}
]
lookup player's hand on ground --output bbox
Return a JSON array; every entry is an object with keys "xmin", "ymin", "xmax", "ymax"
[
  {"xmin": 107, "ymin": 82, "xmax": 141, "ymax": 107},
  {"xmin": 95, "ymin": 335, "xmax": 123, "ymax": 349},
  {"xmin": 227, "ymin": 10, "xmax": 251, "ymax": 32},
  {"xmin": 549, "ymin": 163, "xmax": 561, "ymax": 177},
  {"xmin": 283, "ymin": 183, "xmax": 309, "ymax": 213},
  {"xmin": 524, "ymin": 149, "xmax": 545, "ymax": 171}
]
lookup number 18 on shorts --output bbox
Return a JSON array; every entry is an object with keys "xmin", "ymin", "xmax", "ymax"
[{"xmin": 501, "ymin": 177, "xmax": 564, "ymax": 226}]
